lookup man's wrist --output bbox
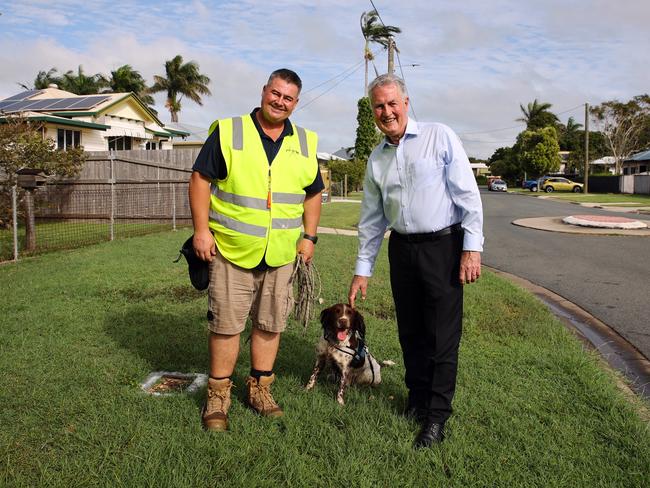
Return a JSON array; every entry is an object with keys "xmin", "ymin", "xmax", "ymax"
[{"xmin": 303, "ymin": 233, "xmax": 318, "ymax": 244}]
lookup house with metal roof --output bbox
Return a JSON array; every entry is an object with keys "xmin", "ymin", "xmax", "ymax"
[
  {"xmin": 0, "ymin": 85, "xmax": 189, "ymax": 151},
  {"xmin": 623, "ymin": 149, "xmax": 650, "ymax": 175}
]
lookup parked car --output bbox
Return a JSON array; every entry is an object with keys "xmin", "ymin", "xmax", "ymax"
[
  {"xmin": 521, "ymin": 179, "xmax": 539, "ymax": 192},
  {"xmin": 489, "ymin": 179, "xmax": 507, "ymax": 192},
  {"xmin": 541, "ymin": 177, "xmax": 583, "ymax": 193}
]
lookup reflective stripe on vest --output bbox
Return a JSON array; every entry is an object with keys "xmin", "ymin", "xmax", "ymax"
[{"xmin": 211, "ymin": 186, "xmax": 305, "ymax": 207}]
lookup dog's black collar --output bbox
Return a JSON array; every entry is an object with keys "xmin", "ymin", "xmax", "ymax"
[{"xmin": 331, "ymin": 331, "xmax": 367, "ymax": 369}]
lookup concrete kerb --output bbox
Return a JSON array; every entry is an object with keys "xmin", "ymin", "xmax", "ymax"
[{"xmin": 487, "ymin": 266, "xmax": 650, "ymax": 404}]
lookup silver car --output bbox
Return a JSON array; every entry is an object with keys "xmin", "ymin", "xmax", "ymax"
[{"xmin": 490, "ymin": 179, "xmax": 508, "ymax": 192}]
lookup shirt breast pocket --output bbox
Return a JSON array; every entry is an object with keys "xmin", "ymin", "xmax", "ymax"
[{"xmin": 408, "ymin": 158, "xmax": 445, "ymax": 187}]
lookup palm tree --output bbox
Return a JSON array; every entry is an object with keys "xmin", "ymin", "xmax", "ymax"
[
  {"xmin": 360, "ymin": 10, "xmax": 401, "ymax": 94},
  {"xmin": 149, "ymin": 55, "xmax": 211, "ymax": 122},
  {"xmin": 17, "ymin": 68, "xmax": 62, "ymax": 90},
  {"xmin": 59, "ymin": 66, "xmax": 109, "ymax": 95},
  {"xmin": 107, "ymin": 64, "xmax": 156, "ymax": 109},
  {"xmin": 558, "ymin": 116, "xmax": 583, "ymax": 151},
  {"xmin": 517, "ymin": 99, "xmax": 559, "ymax": 130}
]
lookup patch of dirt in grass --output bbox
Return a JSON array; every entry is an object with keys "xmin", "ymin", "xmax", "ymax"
[{"xmin": 147, "ymin": 375, "xmax": 194, "ymax": 394}]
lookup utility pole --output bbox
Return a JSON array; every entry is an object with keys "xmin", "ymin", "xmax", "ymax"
[
  {"xmin": 387, "ymin": 38, "xmax": 395, "ymax": 74},
  {"xmin": 584, "ymin": 103, "xmax": 590, "ymax": 193}
]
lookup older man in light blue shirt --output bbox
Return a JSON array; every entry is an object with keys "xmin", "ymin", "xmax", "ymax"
[{"xmin": 348, "ymin": 74, "xmax": 483, "ymax": 449}]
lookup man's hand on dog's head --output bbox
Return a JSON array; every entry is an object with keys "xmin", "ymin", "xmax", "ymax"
[{"xmin": 348, "ymin": 275, "xmax": 368, "ymax": 308}]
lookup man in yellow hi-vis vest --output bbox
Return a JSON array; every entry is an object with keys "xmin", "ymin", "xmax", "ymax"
[{"xmin": 189, "ymin": 69, "xmax": 323, "ymax": 431}]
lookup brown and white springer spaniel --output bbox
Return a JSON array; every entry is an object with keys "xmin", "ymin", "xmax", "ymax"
[{"xmin": 305, "ymin": 303, "xmax": 381, "ymax": 405}]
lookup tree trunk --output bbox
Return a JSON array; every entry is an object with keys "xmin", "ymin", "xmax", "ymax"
[
  {"xmin": 171, "ymin": 110, "xmax": 179, "ymax": 123},
  {"xmin": 24, "ymin": 190, "xmax": 36, "ymax": 252},
  {"xmin": 388, "ymin": 38, "xmax": 395, "ymax": 74}
]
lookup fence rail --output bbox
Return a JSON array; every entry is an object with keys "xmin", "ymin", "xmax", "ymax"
[{"xmin": 2, "ymin": 181, "xmax": 191, "ymax": 262}]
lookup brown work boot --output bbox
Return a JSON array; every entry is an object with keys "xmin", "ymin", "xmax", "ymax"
[
  {"xmin": 245, "ymin": 374, "xmax": 283, "ymax": 417},
  {"xmin": 202, "ymin": 377, "xmax": 232, "ymax": 431}
]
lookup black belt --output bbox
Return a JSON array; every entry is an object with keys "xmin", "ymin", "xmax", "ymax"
[{"xmin": 391, "ymin": 223, "xmax": 462, "ymax": 242}]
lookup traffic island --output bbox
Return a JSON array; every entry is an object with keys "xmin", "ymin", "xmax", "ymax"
[
  {"xmin": 513, "ymin": 216, "xmax": 650, "ymax": 235},
  {"xmin": 562, "ymin": 214, "xmax": 648, "ymax": 229}
]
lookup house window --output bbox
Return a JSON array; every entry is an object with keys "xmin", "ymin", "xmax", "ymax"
[
  {"xmin": 108, "ymin": 136, "xmax": 133, "ymax": 151},
  {"xmin": 57, "ymin": 129, "xmax": 81, "ymax": 150},
  {"xmin": 640, "ymin": 165, "xmax": 647, "ymax": 173},
  {"xmin": 145, "ymin": 141, "xmax": 158, "ymax": 150}
]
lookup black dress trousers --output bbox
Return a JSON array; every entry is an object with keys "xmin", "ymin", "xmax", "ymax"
[{"xmin": 388, "ymin": 230, "xmax": 464, "ymax": 423}]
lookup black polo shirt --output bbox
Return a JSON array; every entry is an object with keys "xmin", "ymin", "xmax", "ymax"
[{"xmin": 192, "ymin": 108, "xmax": 324, "ymax": 270}]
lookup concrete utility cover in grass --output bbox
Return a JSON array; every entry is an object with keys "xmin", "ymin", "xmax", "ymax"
[
  {"xmin": 141, "ymin": 371, "xmax": 207, "ymax": 396},
  {"xmin": 563, "ymin": 215, "xmax": 648, "ymax": 229}
]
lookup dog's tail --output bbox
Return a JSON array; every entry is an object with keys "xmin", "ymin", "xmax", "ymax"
[{"xmin": 380, "ymin": 360, "xmax": 396, "ymax": 367}]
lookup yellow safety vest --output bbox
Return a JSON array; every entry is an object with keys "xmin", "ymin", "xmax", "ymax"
[{"xmin": 208, "ymin": 114, "xmax": 318, "ymax": 269}]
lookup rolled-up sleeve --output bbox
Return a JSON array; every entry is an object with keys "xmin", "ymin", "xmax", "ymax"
[
  {"xmin": 354, "ymin": 163, "xmax": 389, "ymax": 276},
  {"xmin": 444, "ymin": 128, "xmax": 484, "ymax": 252}
]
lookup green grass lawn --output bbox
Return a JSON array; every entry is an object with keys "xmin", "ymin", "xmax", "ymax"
[
  {"xmin": 1, "ymin": 231, "xmax": 649, "ymax": 487},
  {"xmin": 511, "ymin": 189, "xmax": 650, "ymax": 205},
  {"xmin": 318, "ymin": 201, "xmax": 362, "ymax": 230},
  {"xmin": 543, "ymin": 193, "xmax": 650, "ymax": 205}
]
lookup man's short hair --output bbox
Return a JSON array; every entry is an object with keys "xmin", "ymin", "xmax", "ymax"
[
  {"xmin": 368, "ymin": 74, "xmax": 407, "ymax": 101},
  {"xmin": 268, "ymin": 68, "xmax": 302, "ymax": 94}
]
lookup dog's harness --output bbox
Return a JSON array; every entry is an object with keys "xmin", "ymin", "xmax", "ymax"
[{"xmin": 331, "ymin": 332, "xmax": 378, "ymax": 384}]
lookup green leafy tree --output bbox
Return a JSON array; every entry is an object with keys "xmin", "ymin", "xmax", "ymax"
[
  {"xmin": 150, "ymin": 55, "xmax": 211, "ymax": 122},
  {"xmin": 106, "ymin": 64, "xmax": 156, "ymax": 111},
  {"xmin": 18, "ymin": 68, "xmax": 63, "ymax": 90},
  {"xmin": 328, "ymin": 159, "xmax": 366, "ymax": 192},
  {"xmin": 59, "ymin": 65, "xmax": 109, "ymax": 95},
  {"xmin": 590, "ymin": 94, "xmax": 650, "ymax": 174},
  {"xmin": 517, "ymin": 126, "xmax": 561, "ymax": 176},
  {"xmin": 487, "ymin": 146, "xmax": 521, "ymax": 181},
  {"xmin": 566, "ymin": 130, "xmax": 608, "ymax": 174},
  {"xmin": 353, "ymin": 97, "xmax": 382, "ymax": 163},
  {"xmin": 517, "ymin": 99, "xmax": 559, "ymax": 130},
  {"xmin": 360, "ymin": 9, "xmax": 401, "ymax": 93},
  {"xmin": 0, "ymin": 115, "xmax": 85, "ymax": 228}
]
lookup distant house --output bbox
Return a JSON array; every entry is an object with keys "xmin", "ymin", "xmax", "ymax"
[
  {"xmin": 589, "ymin": 156, "xmax": 616, "ymax": 174},
  {"xmin": 623, "ymin": 150, "xmax": 650, "ymax": 175},
  {"xmin": 0, "ymin": 85, "xmax": 189, "ymax": 151},
  {"xmin": 167, "ymin": 122, "xmax": 209, "ymax": 150}
]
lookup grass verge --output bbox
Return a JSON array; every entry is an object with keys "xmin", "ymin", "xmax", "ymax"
[
  {"xmin": 318, "ymin": 201, "xmax": 361, "ymax": 230},
  {"xmin": 1, "ymin": 231, "xmax": 649, "ymax": 487}
]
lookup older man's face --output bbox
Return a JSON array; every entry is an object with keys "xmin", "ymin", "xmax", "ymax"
[{"xmin": 370, "ymin": 83, "xmax": 409, "ymax": 144}]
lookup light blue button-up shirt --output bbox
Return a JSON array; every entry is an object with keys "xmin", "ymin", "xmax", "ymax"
[{"xmin": 355, "ymin": 118, "xmax": 484, "ymax": 277}]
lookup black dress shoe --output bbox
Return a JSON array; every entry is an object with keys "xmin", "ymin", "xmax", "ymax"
[{"xmin": 413, "ymin": 420, "xmax": 445, "ymax": 449}]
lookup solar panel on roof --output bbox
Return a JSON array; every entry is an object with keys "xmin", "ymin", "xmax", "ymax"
[
  {"xmin": 20, "ymin": 99, "xmax": 65, "ymax": 111},
  {"xmin": 39, "ymin": 98, "xmax": 75, "ymax": 110},
  {"xmin": 65, "ymin": 95, "xmax": 111, "ymax": 109},
  {"xmin": 4, "ymin": 90, "xmax": 42, "ymax": 101},
  {"xmin": 0, "ymin": 100, "xmax": 32, "ymax": 112}
]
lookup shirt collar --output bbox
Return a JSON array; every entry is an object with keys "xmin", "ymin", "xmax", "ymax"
[
  {"xmin": 250, "ymin": 107, "xmax": 294, "ymax": 140},
  {"xmin": 380, "ymin": 117, "xmax": 419, "ymax": 148}
]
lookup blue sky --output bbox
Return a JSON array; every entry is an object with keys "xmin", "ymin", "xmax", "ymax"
[{"xmin": 1, "ymin": 0, "xmax": 648, "ymax": 158}]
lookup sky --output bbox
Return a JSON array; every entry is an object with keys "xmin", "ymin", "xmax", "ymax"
[{"xmin": 0, "ymin": 0, "xmax": 648, "ymax": 158}]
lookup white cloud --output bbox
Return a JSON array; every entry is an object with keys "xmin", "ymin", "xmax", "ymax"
[{"xmin": 1, "ymin": 0, "xmax": 648, "ymax": 158}]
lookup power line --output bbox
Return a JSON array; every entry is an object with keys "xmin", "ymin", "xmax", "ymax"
[{"xmin": 295, "ymin": 62, "xmax": 365, "ymax": 112}]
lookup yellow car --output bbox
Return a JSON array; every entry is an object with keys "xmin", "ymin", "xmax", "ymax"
[{"xmin": 541, "ymin": 177, "xmax": 583, "ymax": 193}]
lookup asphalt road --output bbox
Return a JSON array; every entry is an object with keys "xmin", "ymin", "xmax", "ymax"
[{"xmin": 481, "ymin": 190, "xmax": 650, "ymax": 360}]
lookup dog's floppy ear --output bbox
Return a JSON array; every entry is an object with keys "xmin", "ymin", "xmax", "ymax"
[
  {"xmin": 352, "ymin": 310, "xmax": 366, "ymax": 339},
  {"xmin": 320, "ymin": 306, "xmax": 333, "ymax": 329}
]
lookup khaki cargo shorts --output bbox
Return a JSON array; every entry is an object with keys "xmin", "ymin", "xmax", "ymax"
[{"xmin": 207, "ymin": 246, "xmax": 295, "ymax": 335}]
